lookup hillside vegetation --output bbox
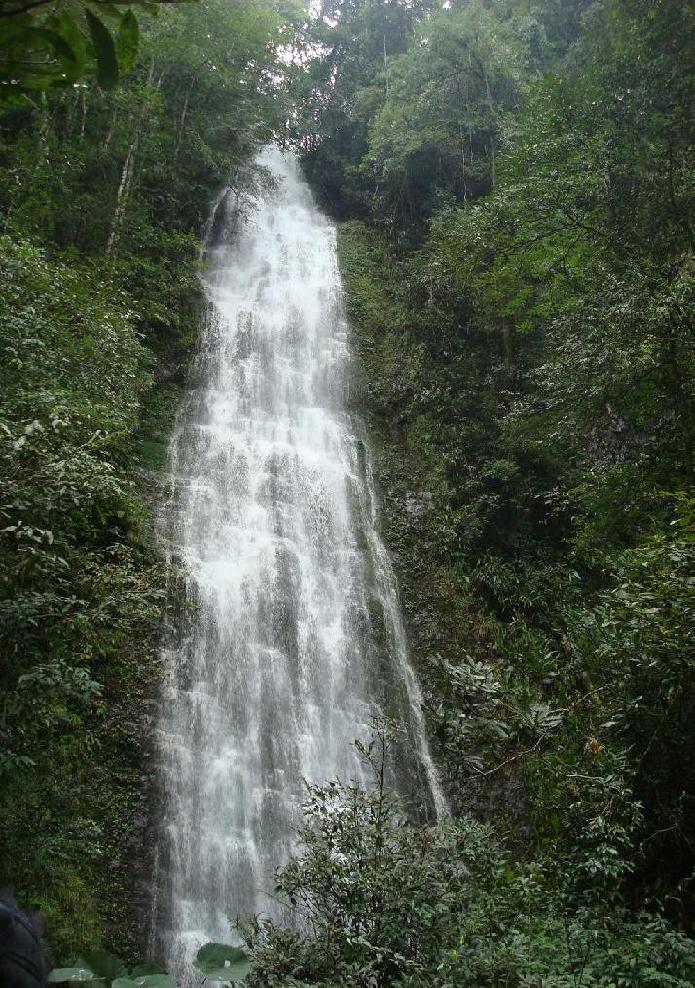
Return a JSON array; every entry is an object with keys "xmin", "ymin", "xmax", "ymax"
[
  {"xmin": 0, "ymin": 0, "xmax": 693, "ymax": 983},
  {"xmin": 0, "ymin": 0, "xmax": 293, "ymax": 961}
]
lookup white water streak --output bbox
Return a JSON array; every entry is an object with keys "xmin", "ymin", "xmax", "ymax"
[{"xmin": 152, "ymin": 147, "xmax": 447, "ymax": 982}]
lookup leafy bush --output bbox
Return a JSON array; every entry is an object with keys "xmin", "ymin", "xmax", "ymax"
[
  {"xmin": 244, "ymin": 734, "xmax": 695, "ymax": 987},
  {"xmin": 48, "ymin": 943, "xmax": 251, "ymax": 987}
]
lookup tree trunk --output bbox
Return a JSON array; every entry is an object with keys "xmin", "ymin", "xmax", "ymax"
[
  {"xmin": 106, "ymin": 63, "xmax": 161, "ymax": 258},
  {"xmin": 35, "ymin": 92, "xmax": 50, "ymax": 171},
  {"xmin": 80, "ymin": 89, "xmax": 88, "ymax": 140},
  {"xmin": 501, "ymin": 318, "xmax": 514, "ymax": 376},
  {"xmin": 104, "ymin": 107, "xmax": 118, "ymax": 151},
  {"xmin": 105, "ymin": 139, "xmax": 136, "ymax": 257},
  {"xmin": 173, "ymin": 76, "xmax": 196, "ymax": 164}
]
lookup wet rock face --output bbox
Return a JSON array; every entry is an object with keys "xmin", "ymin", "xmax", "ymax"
[{"xmin": 100, "ymin": 690, "xmax": 161, "ymax": 961}]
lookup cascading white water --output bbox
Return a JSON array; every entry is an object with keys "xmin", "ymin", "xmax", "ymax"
[{"xmin": 151, "ymin": 147, "xmax": 447, "ymax": 981}]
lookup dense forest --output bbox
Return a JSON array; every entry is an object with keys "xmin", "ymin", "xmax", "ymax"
[
  {"xmin": 0, "ymin": 0, "xmax": 294, "ymax": 960},
  {"xmin": 1, "ymin": 0, "xmax": 693, "ymax": 986}
]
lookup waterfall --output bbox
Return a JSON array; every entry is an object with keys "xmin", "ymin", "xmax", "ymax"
[{"xmin": 151, "ymin": 146, "xmax": 447, "ymax": 982}]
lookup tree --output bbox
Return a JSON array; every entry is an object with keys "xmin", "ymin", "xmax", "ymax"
[{"xmin": 0, "ymin": 0, "xmax": 174, "ymax": 99}]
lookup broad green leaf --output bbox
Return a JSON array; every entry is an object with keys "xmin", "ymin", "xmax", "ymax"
[
  {"xmin": 113, "ymin": 975, "xmax": 174, "ymax": 988},
  {"xmin": 48, "ymin": 18, "xmax": 86, "ymax": 85},
  {"xmin": 91, "ymin": 4, "xmax": 127, "ymax": 24},
  {"xmin": 55, "ymin": 11, "xmax": 88, "ymax": 70},
  {"xmin": 0, "ymin": 21, "xmax": 62, "ymax": 51},
  {"xmin": 129, "ymin": 967, "xmax": 166, "ymax": 977},
  {"xmin": 32, "ymin": 26, "xmax": 77, "ymax": 63},
  {"xmin": 47, "ymin": 970, "xmax": 96, "ymax": 984},
  {"xmin": 193, "ymin": 943, "xmax": 252, "ymax": 983},
  {"xmin": 0, "ymin": 13, "xmax": 34, "ymax": 44},
  {"xmin": 76, "ymin": 949, "xmax": 127, "ymax": 983},
  {"xmin": 117, "ymin": 10, "xmax": 139, "ymax": 75},
  {"xmin": 85, "ymin": 9, "xmax": 119, "ymax": 89},
  {"xmin": 18, "ymin": 74, "xmax": 59, "ymax": 92}
]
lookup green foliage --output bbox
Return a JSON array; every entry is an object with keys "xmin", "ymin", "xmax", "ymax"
[
  {"xmin": 573, "ymin": 523, "xmax": 695, "ymax": 892},
  {"xmin": 0, "ymin": 1, "xmax": 192, "ymax": 98},
  {"xmin": 2, "ymin": 0, "xmax": 693, "ymax": 975},
  {"xmin": 290, "ymin": 0, "xmax": 431, "ymax": 217},
  {"xmin": 193, "ymin": 943, "xmax": 253, "ymax": 984},
  {"xmin": 0, "ymin": 0, "xmax": 297, "ymax": 964},
  {"xmin": 245, "ymin": 736, "xmax": 695, "ymax": 986},
  {"xmin": 0, "ymin": 0, "xmax": 294, "ymax": 256},
  {"xmin": 47, "ymin": 946, "xmax": 173, "ymax": 985},
  {"xmin": 0, "ymin": 235, "xmax": 164, "ymax": 958},
  {"xmin": 47, "ymin": 944, "xmax": 251, "ymax": 987},
  {"xmin": 84, "ymin": 8, "xmax": 120, "ymax": 89},
  {"xmin": 300, "ymin": 0, "xmax": 695, "ymax": 970},
  {"xmin": 364, "ymin": 2, "xmax": 523, "ymax": 225}
]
